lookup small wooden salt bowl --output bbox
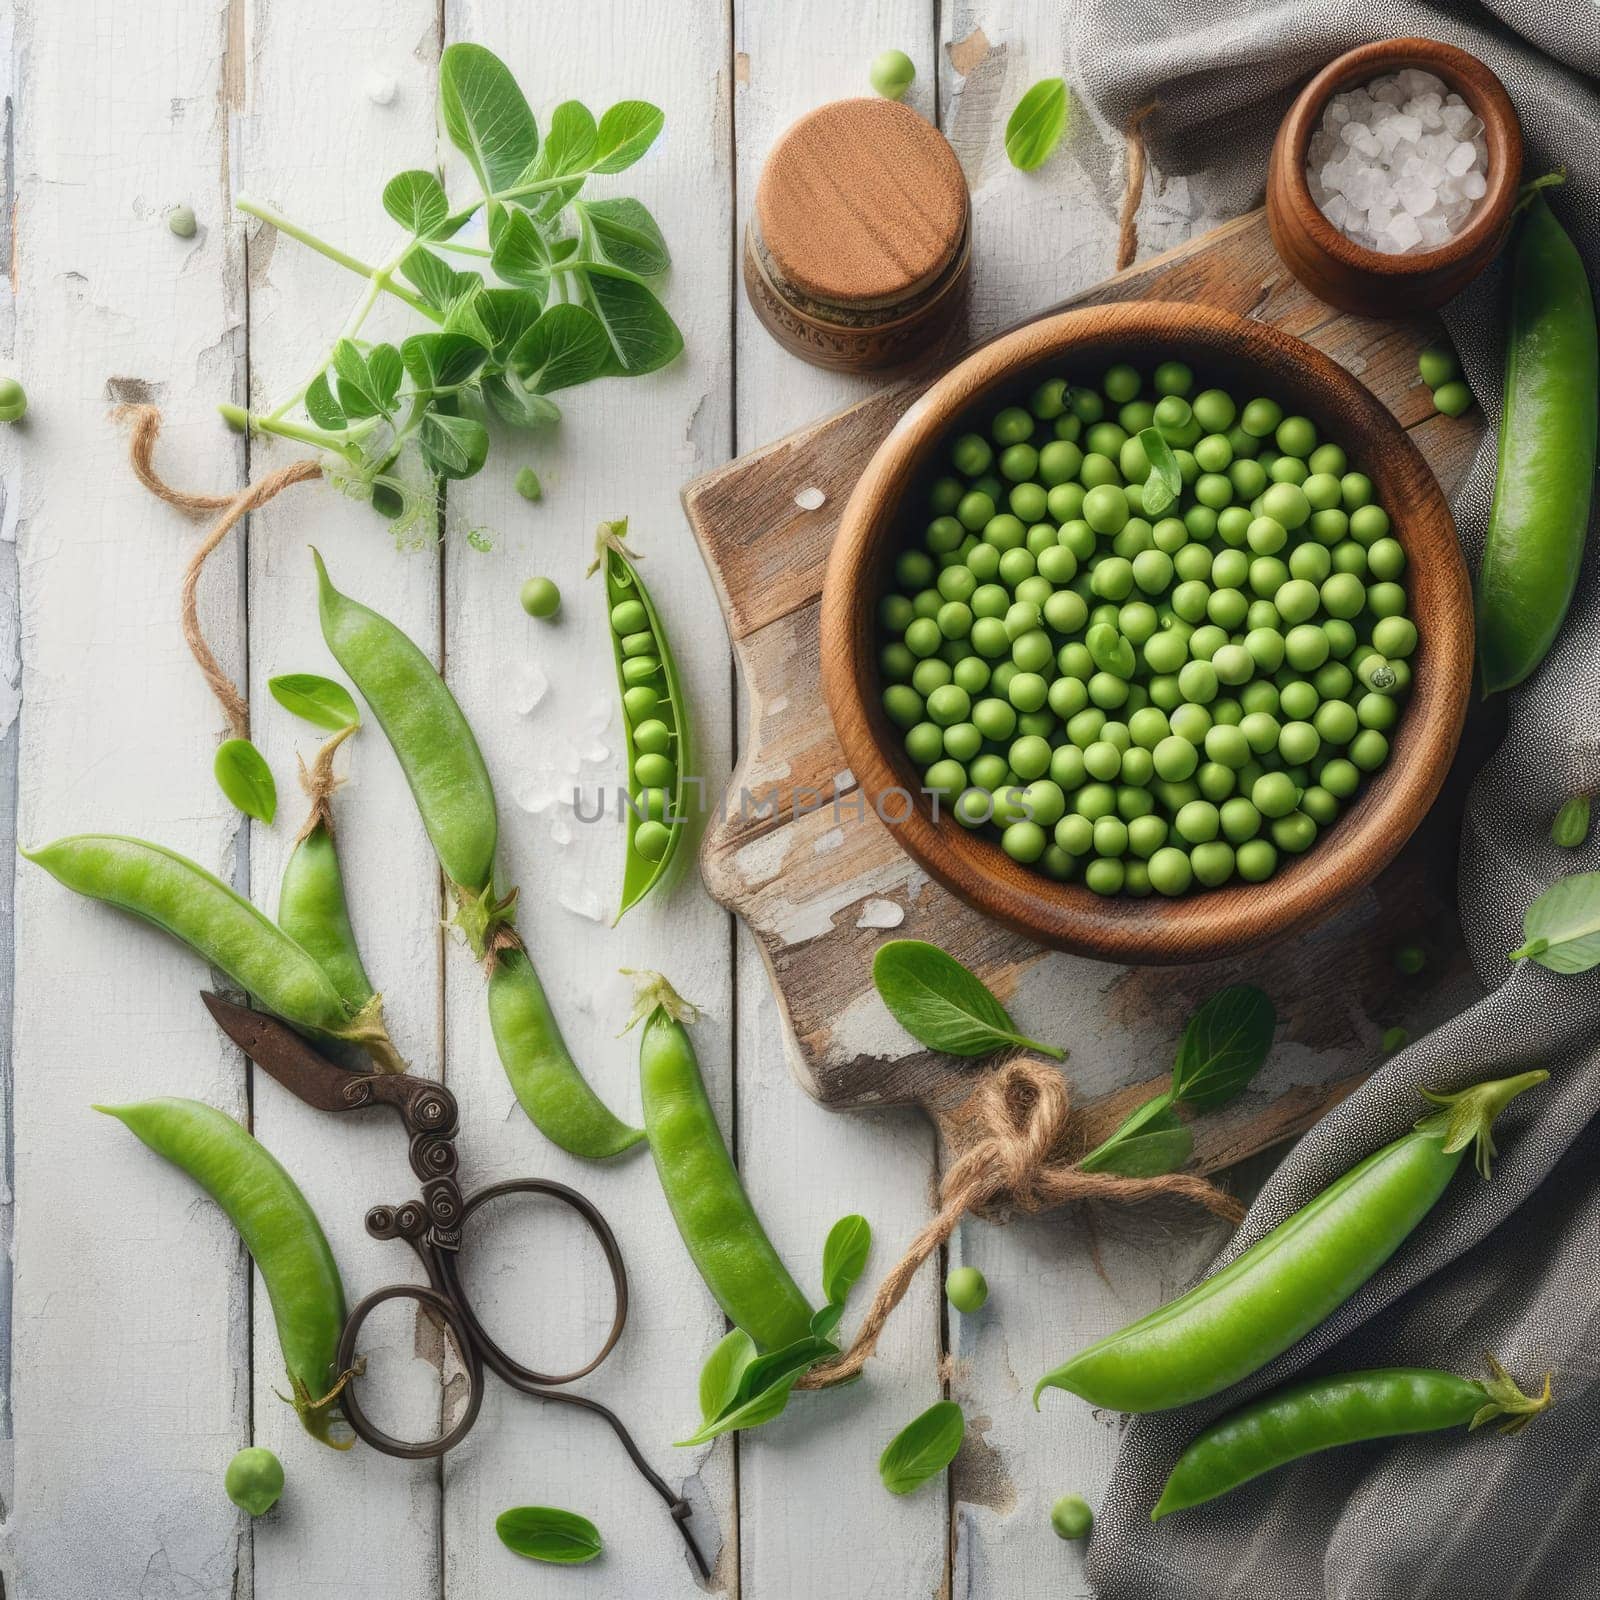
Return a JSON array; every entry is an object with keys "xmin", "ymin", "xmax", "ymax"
[
  {"xmin": 1266, "ymin": 37, "xmax": 1523, "ymax": 315},
  {"xmin": 744, "ymin": 98, "xmax": 970, "ymax": 372}
]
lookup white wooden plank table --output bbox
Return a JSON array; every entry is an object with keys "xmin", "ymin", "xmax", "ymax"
[{"xmin": 1, "ymin": 4, "xmax": 1247, "ymax": 1596}]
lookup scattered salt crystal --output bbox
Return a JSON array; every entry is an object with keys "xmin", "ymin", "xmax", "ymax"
[
  {"xmin": 855, "ymin": 898, "xmax": 905, "ymax": 930},
  {"xmin": 794, "ymin": 486, "xmax": 826, "ymax": 511},
  {"xmin": 364, "ymin": 70, "xmax": 397, "ymax": 106},
  {"xmin": 513, "ymin": 661, "xmax": 550, "ymax": 715},
  {"xmin": 558, "ymin": 884, "xmax": 606, "ymax": 923}
]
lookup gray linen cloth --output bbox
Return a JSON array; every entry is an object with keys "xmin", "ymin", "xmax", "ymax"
[{"xmin": 1066, "ymin": 5, "xmax": 1600, "ymax": 1597}]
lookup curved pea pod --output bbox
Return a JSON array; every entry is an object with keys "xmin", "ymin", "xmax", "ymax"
[
  {"xmin": 278, "ymin": 725, "xmax": 378, "ymax": 1018},
  {"xmin": 1035, "ymin": 1071, "xmax": 1547, "ymax": 1414},
  {"xmin": 1152, "ymin": 1357, "xmax": 1551, "ymax": 1519},
  {"xmin": 313, "ymin": 551, "xmax": 501, "ymax": 919},
  {"xmin": 590, "ymin": 521, "xmax": 692, "ymax": 921},
  {"xmin": 1477, "ymin": 186, "xmax": 1598, "ymax": 696},
  {"xmin": 22, "ymin": 834, "xmax": 398, "ymax": 1069},
  {"xmin": 630, "ymin": 971, "xmax": 814, "ymax": 1351},
  {"xmin": 488, "ymin": 950, "xmax": 644, "ymax": 1159},
  {"xmin": 98, "ymin": 1097, "xmax": 352, "ymax": 1447}
]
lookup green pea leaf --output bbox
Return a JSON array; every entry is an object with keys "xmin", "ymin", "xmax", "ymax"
[
  {"xmin": 481, "ymin": 372, "xmax": 563, "ymax": 429},
  {"xmin": 698, "ymin": 1328, "xmax": 758, "ymax": 1423},
  {"xmin": 367, "ymin": 344, "xmax": 404, "ymax": 412},
  {"xmin": 400, "ymin": 246, "xmax": 483, "ymax": 313},
  {"xmin": 1139, "ymin": 425, "xmax": 1183, "ymax": 515},
  {"xmin": 1078, "ymin": 1095, "xmax": 1192, "ymax": 1176},
  {"xmin": 330, "ymin": 340, "xmax": 386, "ymax": 420},
  {"xmin": 1169, "ymin": 984, "xmax": 1276, "ymax": 1112},
  {"xmin": 872, "ymin": 939, "xmax": 1065, "ymax": 1060},
  {"xmin": 675, "ymin": 1367, "xmax": 803, "ymax": 1447},
  {"xmin": 474, "ymin": 288, "xmax": 547, "ymax": 363},
  {"xmin": 494, "ymin": 1506, "xmax": 602, "ymax": 1565},
  {"xmin": 538, "ymin": 100, "xmax": 599, "ymax": 178},
  {"xmin": 576, "ymin": 264, "xmax": 684, "ymax": 376},
  {"xmin": 821, "ymin": 1213, "xmax": 872, "ymax": 1305},
  {"xmin": 382, "ymin": 170, "xmax": 450, "ymax": 239},
  {"xmin": 577, "ymin": 197, "xmax": 670, "ymax": 277},
  {"xmin": 511, "ymin": 304, "xmax": 613, "ymax": 394},
  {"xmin": 304, "ymin": 372, "xmax": 345, "ymax": 431},
  {"xmin": 215, "ymin": 738, "xmax": 277, "ymax": 824},
  {"xmin": 1510, "ymin": 870, "xmax": 1600, "ymax": 972},
  {"xmin": 1552, "ymin": 794, "xmax": 1591, "ymax": 849},
  {"xmin": 401, "ymin": 330, "xmax": 490, "ymax": 392},
  {"xmin": 733, "ymin": 1334, "xmax": 838, "ymax": 1406},
  {"xmin": 810, "ymin": 1302, "xmax": 846, "ymax": 1339},
  {"xmin": 440, "ymin": 42, "xmax": 539, "ymax": 197},
  {"xmin": 879, "ymin": 1400, "xmax": 964, "ymax": 1495},
  {"xmin": 419, "ymin": 410, "xmax": 489, "ymax": 479},
  {"xmin": 489, "ymin": 208, "xmax": 553, "ymax": 298},
  {"xmin": 1004, "ymin": 78, "xmax": 1070, "ymax": 172},
  {"xmin": 268, "ymin": 672, "xmax": 360, "ymax": 732},
  {"xmin": 593, "ymin": 100, "xmax": 665, "ymax": 173}
]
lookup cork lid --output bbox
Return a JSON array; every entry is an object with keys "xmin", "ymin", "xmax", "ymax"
[{"xmin": 754, "ymin": 98, "xmax": 968, "ymax": 311}]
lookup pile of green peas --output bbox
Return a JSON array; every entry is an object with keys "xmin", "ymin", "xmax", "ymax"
[{"xmin": 876, "ymin": 361, "xmax": 1416, "ymax": 897}]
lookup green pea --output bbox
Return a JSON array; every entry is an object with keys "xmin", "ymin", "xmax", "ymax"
[
  {"xmin": 993, "ymin": 405, "xmax": 1034, "ymax": 446},
  {"xmin": 624, "ymin": 684, "xmax": 660, "ymax": 721},
  {"xmin": 1084, "ymin": 857, "xmax": 1125, "ymax": 895},
  {"xmin": 1288, "ymin": 542, "xmax": 1332, "ymax": 583},
  {"xmin": 945, "ymin": 1265, "xmax": 989, "ymax": 1312},
  {"xmin": 226, "ymin": 1446, "xmax": 286, "ymax": 1517},
  {"xmin": 1240, "ymin": 397, "xmax": 1283, "ymax": 437},
  {"xmin": 1190, "ymin": 840, "xmax": 1234, "ymax": 886},
  {"xmin": 1000, "ymin": 441, "xmax": 1039, "ymax": 482},
  {"xmin": 1235, "ymin": 838, "xmax": 1278, "ymax": 881},
  {"xmin": 1432, "ymin": 380, "xmax": 1473, "ymax": 417},
  {"xmin": 1372, "ymin": 614, "xmax": 1417, "ymax": 659},
  {"xmin": 1229, "ymin": 458, "xmax": 1268, "ymax": 501},
  {"xmin": 1349, "ymin": 503, "xmax": 1390, "ymax": 544},
  {"xmin": 520, "ymin": 576, "xmax": 561, "ymax": 618},
  {"xmin": 1031, "ymin": 378, "xmax": 1069, "ymax": 419},
  {"xmin": 1274, "ymin": 578, "xmax": 1318, "ymax": 625}
]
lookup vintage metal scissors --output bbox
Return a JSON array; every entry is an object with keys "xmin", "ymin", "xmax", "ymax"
[{"xmin": 202, "ymin": 991, "xmax": 710, "ymax": 1579}]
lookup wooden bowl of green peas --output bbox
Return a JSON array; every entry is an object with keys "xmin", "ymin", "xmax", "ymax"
[{"xmin": 821, "ymin": 300, "xmax": 1472, "ymax": 964}]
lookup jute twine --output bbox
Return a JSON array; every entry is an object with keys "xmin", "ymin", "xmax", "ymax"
[
  {"xmin": 1116, "ymin": 104, "xmax": 1159, "ymax": 273},
  {"xmin": 119, "ymin": 404, "xmax": 323, "ymax": 739},
  {"xmin": 797, "ymin": 1057, "xmax": 1242, "ymax": 1389}
]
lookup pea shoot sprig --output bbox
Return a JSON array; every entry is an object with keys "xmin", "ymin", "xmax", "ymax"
[{"xmin": 224, "ymin": 43, "xmax": 681, "ymax": 543}]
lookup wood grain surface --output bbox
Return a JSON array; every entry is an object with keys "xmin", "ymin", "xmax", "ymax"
[{"xmin": 684, "ymin": 206, "xmax": 1490, "ymax": 1167}]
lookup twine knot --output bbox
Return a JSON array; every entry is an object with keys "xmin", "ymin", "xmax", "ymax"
[{"xmin": 797, "ymin": 1057, "xmax": 1241, "ymax": 1391}]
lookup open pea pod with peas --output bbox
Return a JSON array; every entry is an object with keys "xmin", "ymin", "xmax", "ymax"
[
  {"xmin": 313, "ymin": 550, "xmax": 644, "ymax": 1160},
  {"xmin": 589, "ymin": 520, "xmax": 691, "ymax": 921}
]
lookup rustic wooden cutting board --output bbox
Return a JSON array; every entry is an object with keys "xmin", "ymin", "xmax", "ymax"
[{"xmin": 682, "ymin": 210, "xmax": 1493, "ymax": 1172}]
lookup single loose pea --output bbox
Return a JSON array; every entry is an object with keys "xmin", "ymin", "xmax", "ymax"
[
  {"xmin": 225, "ymin": 1447, "xmax": 284, "ymax": 1517},
  {"xmin": 1381, "ymin": 1025, "xmax": 1410, "ymax": 1054},
  {"xmin": 1394, "ymin": 942, "xmax": 1426, "ymax": 975},
  {"xmin": 0, "ymin": 376, "xmax": 27, "ymax": 423},
  {"xmin": 1418, "ymin": 342, "xmax": 1459, "ymax": 388},
  {"xmin": 1432, "ymin": 380, "xmax": 1473, "ymax": 417},
  {"xmin": 869, "ymin": 47, "xmax": 916, "ymax": 98},
  {"xmin": 168, "ymin": 204, "xmax": 198, "ymax": 238},
  {"xmin": 520, "ymin": 576, "xmax": 561, "ymax": 618},
  {"xmin": 515, "ymin": 465, "xmax": 543, "ymax": 501},
  {"xmin": 945, "ymin": 1264, "xmax": 988, "ymax": 1312}
]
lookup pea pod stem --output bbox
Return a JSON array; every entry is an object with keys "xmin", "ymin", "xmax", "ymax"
[
  {"xmin": 1152, "ymin": 1355, "xmax": 1552, "ymax": 1519},
  {"xmin": 630, "ymin": 970, "xmax": 815, "ymax": 1350},
  {"xmin": 98, "ymin": 1097, "xmax": 353, "ymax": 1447},
  {"xmin": 1035, "ymin": 1070, "xmax": 1548, "ymax": 1413}
]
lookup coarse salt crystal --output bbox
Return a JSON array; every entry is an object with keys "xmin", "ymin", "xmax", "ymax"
[
  {"xmin": 1446, "ymin": 141, "xmax": 1476, "ymax": 176},
  {"xmin": 1461, "ymin": 170, "xmax": 1487, "ymax": 200},
  {"xmin": 794, "ymin": 486, "xmax": 826, "ymax": 511}
]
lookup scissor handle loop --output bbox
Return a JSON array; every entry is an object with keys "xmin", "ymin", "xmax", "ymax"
[
  {"xmin": 449, "ymin": 1177, "xmax": 629, "ymax": 1388},
  {"xmin": 335, "ymin": 1282, "xmax": 484, "ymax": 1460}
]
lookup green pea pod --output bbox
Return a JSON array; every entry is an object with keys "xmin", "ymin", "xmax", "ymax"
[
  {"xmin": 313, "ymin": 550, "xmax": 500, "ymax": 916},
  {"xmin": 488, "ymin": 950, "xmax": 644, "ymax": 1159},
  {"xmin": 630, "ymin": 971, "xmax": 813, "ymax": 1350},
  {"xmin": 1035, "ymin": 1071, "xmax": 1547, "ymax": 1414},
  {"xmin": 98, "ymin": 1097, "xmax": 351, "ymax": 1447},
  {"xmin": 1477, "ymin": 182, "xmax": 1598, "ymax": 696},
  {"xmin": 23, "ymin": 834, "xmax": 399, "ymax": 1070},
  {"xmin": 589, "ymin": 521, "xmax": 691, "ymax": 921},
  {"xmin": 1152, "ymin": 1356, "xmax": 1551, "ymax": 1519},
  {"xmin": 278, "ymin": 725, "xmax": 376, "ymax": 1016}
]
